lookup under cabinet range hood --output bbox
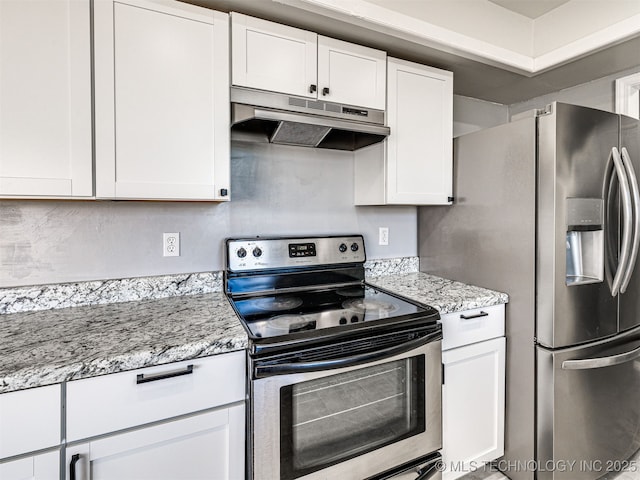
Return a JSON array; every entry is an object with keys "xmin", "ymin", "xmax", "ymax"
[{"xmin": 230, "ymin": 87, "xmax": 389, "ymax": 151}]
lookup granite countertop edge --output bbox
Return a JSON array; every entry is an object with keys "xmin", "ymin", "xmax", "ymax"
[
  {"xmin": 0, "ymin": 292, "xmax": 249, "ymax": 394},
  {"xmin": 366, "ymin": 272, "xmax": 509, "ymax": 314},
  {"xmin": 1, "ymin": 272, "xmax": 507, "ymax": 394}
]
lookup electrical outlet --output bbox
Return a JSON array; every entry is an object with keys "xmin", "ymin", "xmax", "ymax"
[
  {"xmin": 163, "ymin": 233, "xmax": 180, "ymax": 257},
  {"xmin": 379, "ymin": 227, "xmax": 389, "ymax": 246}
]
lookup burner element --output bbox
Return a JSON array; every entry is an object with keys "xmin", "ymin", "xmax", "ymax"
[
  {"xmin": 342, "ymin": 298, "xmax": 398, "ymax": 315},
  {"xmin": 252, "ymin": 296, "xmax": 303, "ymax": 312},
  {"xmin": 269, "ymin": 315, "xmax": 315, "ymax": 332}
]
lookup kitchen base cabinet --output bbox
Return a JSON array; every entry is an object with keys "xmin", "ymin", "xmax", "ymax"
[
  {"xmin": 65, "ymin": 351, "xmax": 245, "ymax": 480},
  {"xmin": 0, "ymin": 451, "xmax": 59, "ymax": 480},
  {"xmin": 355, "ymin": 58, "xmax": 453, "ymax": 205},
  {"xmin": 442, "ymin": 336, "xmax": 505, "ymax": 480},
  {"xmin": 94, "ymin": 0, "xmax": 230, "ymax": 201},
  {"xmin": 65, "ymin": 405, "xmax": 244, "ymax": 480},
  {"xmin": 0, "ymin": 385, "xmax": 61, "ymax": 460}
]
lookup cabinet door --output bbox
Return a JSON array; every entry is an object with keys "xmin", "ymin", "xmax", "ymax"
[
  {"xmin": 0, "ymin": 0, "xmax": 92, "ymax": 198},
  {"xmin": 95, "ymin": 0, "xmax": 230, "ymax": 200},
  {"xmin": 0, "ymin": 451, "xmax": 59, "ymax": 480},
  {"xmin": 386, "ymin": 58, "xmax": 453, "ymax": 204},
  {"xmin": 317, "ymin": 36, "xmax": 386, "ymax": 110},
  {"xmin": 442, "ymin": 337, "xmax": 505, "ymax": 480},
  {"xmin": 231, "ymin": 12, "xmax": 317, "ymax": 98},
  {"xmin": 66, "ymin": 406, "xmax": 245, "ymax": 480},
  {"xmin": 0, "ymin": 385, "xmax": 61, "ymax": 459}
]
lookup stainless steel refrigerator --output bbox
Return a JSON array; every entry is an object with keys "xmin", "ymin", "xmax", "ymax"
[{"xmin": 419, "ymin": 102, "xmax": 640, "ymax": 480}]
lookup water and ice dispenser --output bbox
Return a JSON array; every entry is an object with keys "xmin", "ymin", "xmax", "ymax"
[{"xmin": 566, "ymin": 198, "xmax": 604, "ymax": 286}]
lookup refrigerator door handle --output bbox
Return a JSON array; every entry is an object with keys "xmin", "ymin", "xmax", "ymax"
[
  {"xmin": 562, "ymin": 342, "xmax": 640, "ymax": 370},
  {"xmin": 610, "ymin": 147, "xmax": 633, "ymax": 297},
  {"xmin": 620, "ymin": 146, "xmax": 640, "ymax": 294},
  {"xmin": 603, "ymin": 151, "xmax": 617, "ymax": 291}
]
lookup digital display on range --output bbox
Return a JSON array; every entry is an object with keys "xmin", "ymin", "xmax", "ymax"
[{"xmin": 289, "ymin": 243, "xmax": 316, "ymax": 257}]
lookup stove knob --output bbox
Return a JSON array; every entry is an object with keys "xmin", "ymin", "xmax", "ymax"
[
  {"xmin": 339, "ymin": 317, "xmax": 347, "ymax": 325},
  {"xmin": 253, "ymin": 247, "xmax": 263, "ymax": 258},
  {"xmin": 351, "ymin": 243, "xmax": 359, "ymax": 252},
  {"xmin": 339, "ymin": 243, "xmax": 348, "ymax": 253},
  {"xmin": 237, "ymin": 247, "xmax": 247, "ymax": 258}
]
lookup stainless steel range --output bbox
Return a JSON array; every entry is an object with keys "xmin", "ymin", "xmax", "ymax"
[{"xmin": 224, "ymin": 235, "xmax": 443, "ymax": 480}]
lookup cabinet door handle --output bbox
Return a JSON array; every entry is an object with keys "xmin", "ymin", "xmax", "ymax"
[
  {"xmin": 309, "ymin": 84, "xmax": 317, "ymax": 93},
  {"xmin": 70, "ymin": 454, "xmax": 80, "ymax": 480},
  {"xmin": 322, "ymin": 87, "xmax": 330, "ymax": 96},
  {"xmin": 460, "ymin": 311, "xmax": 489, "ymax": 320},
  {"xmin": 136, "ymin": 364, "xmax": 194, "ymax": 384}
]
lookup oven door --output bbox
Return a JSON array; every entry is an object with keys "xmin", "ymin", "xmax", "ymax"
[{"xmin": 250, "ymin": 334, "xmax": 442, "ymax": 480}]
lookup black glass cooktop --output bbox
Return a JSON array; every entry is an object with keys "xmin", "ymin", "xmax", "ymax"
[{"xmin": 231, "ymin": 285, "xmax": 437, "ymax": 339}]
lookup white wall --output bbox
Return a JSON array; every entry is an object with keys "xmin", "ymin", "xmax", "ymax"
[
  {"xmin": 454, "ymin": 95, "xmax": 509, "ymax": 137},
  {"xmin": 509, "ymin": 65, "xmax": 640, "ymax": 116}
]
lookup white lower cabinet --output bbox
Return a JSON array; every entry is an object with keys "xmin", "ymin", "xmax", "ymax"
[
  {"xmin": 65, "ymin": 406, "xmax": 244, "ymax": 480},
  {"xmin": 0, "ymin": 451, "xmax": 60, "ymax": 480},
  {"xmin": 440, "ymin": 305, "xmax": 506, "ymax": 480},
  {"xmin": 0, "ymin": 384, "xmax": 61, "ymax": 480},
  {"xmin": 64, "ymin": 352, "xmax": 246, "ymax": 480},
  {"xmin": 0, "ymin": 385, "xmax": 61, "ymax": 460}
]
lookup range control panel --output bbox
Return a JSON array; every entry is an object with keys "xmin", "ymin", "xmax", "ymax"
[{"xmin": 226, "ymin": 235, "xmax": 366, "ymax": 272}]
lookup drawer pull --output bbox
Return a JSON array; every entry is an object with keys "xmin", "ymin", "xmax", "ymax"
[
  {"xmin": 460, "ymin": 311, "xmax": 489, "ymax": 320},
  {"xmin": 70, "ymin": 454, "xmax": 80, "ymax": 480},
  {"xmin": 136, "ymin": 364, "xmax": 194, "ymax": 384}
]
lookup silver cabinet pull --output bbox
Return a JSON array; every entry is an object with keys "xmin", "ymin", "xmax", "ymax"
[
  {"xmin": 460, "ymin": 311, "xmax": 488, "ymax": 320},
  {"xmin": 136, "ymin": 364, "xmax": 194, "ymax": 384}
]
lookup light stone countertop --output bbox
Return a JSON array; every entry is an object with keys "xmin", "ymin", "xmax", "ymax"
[
  {"xmin": 1, "ymin": 270, "xmax": 507, "ymax": 394},
  {"xmin": 366, "ymin": 272, "xmax": 509, "ymax": 314},
  {"xmin": 0, "ymin": 292, "xmax": 247, "ymax": 394}
]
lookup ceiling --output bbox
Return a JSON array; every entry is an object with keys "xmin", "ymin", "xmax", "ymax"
[
  {"xmin": 189, "ymin": 0, "xmax": 640, "ymax": 105},
  {"xmin": 488, "ymin": 0, "xmax": 571, "ymax": 19}
]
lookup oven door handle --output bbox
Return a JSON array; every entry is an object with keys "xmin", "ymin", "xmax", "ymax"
[{"xmin": 255, "ymin": 334, "xmax": 434, "ymax": 378}]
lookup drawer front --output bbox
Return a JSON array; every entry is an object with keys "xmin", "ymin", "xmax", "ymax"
[
  {"xmin": 67, "ymin": 351, "xmax": 245, "ymax": 442},
  {"xmin": 441, "ymin": 304, "xmax": 505, "ymax": 351},
  {"xmin": 0, "ymin": 385, "xmax": 61, "ymax": 459}
]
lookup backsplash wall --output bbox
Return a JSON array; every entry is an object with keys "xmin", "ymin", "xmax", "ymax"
[{"xmin": 0, "ymin": 142, "xmax": 417, "ymax": 288}]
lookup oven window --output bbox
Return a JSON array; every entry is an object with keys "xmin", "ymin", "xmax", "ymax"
[{"xmin": 279, "ymin": 356, "xmax": 426, "ymax": 480}]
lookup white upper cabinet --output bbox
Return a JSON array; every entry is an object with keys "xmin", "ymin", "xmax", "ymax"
[
  {"xmin": 0, "ymin": 0, "xmax": 92, "ymax": 198},
  {"xmin": 231, "ymin": 13, "xmax": 386, "ymax": 109},
  {"xmin": 317, "ymin": 36, "xmax": 386, "ymax": 110},
  {"xmin": 355, "ymin": 58, "xmax": 453, "ymax": 205},
  {"xmin": 94, "ymin": 0, "xmax": 230, "ymax": 201},
  {"xmin": 231, "ymin": 13, "xmax": 317, "ymax": 99}
]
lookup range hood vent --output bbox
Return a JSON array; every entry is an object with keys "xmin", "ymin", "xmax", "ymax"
[{"xmin": 231, "ymin": 87, "xmax": 389, "ymax": 151}]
